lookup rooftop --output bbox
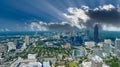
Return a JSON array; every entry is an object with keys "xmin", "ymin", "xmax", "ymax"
[{"xmin": 92, "ymin": 55, "xmax": 103, "ymax": 62}]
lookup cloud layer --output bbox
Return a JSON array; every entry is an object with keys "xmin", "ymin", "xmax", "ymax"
[
  {"xmin": 27, "ymin": 4, "xmax": 120, "ymax": 31},
  {"xmin": 66, "ymin": 4, "xmax": 120, "ymax": 31},
  {"xmin": 1, "ymin": 0, "xmax": 120, "ymax": 31},
  {"xmin": 88, "ymin": 4, "xmax": 120, "ymax": 24},
  {"xmin": 87, "ymin": 4, "xmax": 120, "ymax": 31},
  {"xmin": 29, "ymin": 21, "xmax": 79, "ymax": 31}
]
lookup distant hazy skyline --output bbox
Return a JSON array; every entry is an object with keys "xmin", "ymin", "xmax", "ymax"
[{"xmin": 0, "ymin": 0, "xmax": 120, "ymax": 31}]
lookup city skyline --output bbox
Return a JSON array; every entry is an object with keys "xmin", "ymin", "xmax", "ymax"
[
  {"xmin": 0, "ymin": 0, "xmax": 120, "ymax": 31},
  {"xmin": 0, "ymin": 1, "xmax": 120, "ymax": 67}
]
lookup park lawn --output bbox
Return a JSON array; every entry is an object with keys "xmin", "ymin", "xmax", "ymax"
[{"xmin": 69, "ymin": 62, "xmax": 78, "ymax": 67}]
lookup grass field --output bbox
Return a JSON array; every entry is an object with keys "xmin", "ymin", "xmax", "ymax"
[{"xmin": 69, "ymin": 62, "xmax": 78, "ymax": 67}]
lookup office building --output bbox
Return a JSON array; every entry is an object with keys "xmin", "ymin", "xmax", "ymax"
[
  {"xmin": 0, "ymin": 45, "xmax": 5, "ymax": 53},
  {"xmin": 85, "ymin": 41, "xmax": 95, "ymax": 48},
  {"xmin": 91, "ymin": 55, "xmax": 103, "ymax": 67},
  {"xmin": 43, "ymin": 61, "xmax": 51, "ymax": 67},
  {"xmin": 94, "ymin": 24, "xmax": 99, "ymax": 43},
  {"xmin": 104, "ymin": 39, "xmax": 112, "ymax": 45},
  {"xmin": 28, "ymin": 54, "xmax": 36, "ymax": 60},
  {"xmin": 7, "ymin": 42, "xmax": 16, "ymax": 52},
  {"xmin": 115, "ymin": 38, "xmax": 120, "ymax": 50},
  {"xmin": 103, "ymin": 43, "xmax": 110, "ymax": 54},
  {"xmin": 25, "ymin": 35, "xmax": 30, "ymax": 45},
  {"xmin": 82, "ymin": 61, "xmax": 92, "ymax": 67},
  {"xmin": 72, "ymin": 48, "xmax": 87, "ymax": 57}
]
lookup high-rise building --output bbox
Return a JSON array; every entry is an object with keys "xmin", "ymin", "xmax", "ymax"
[
  {"xmin": 115, "ymin": 38, "xmax": 120, "ymax": 58},
  {"xmin": 25, "ymin": 35, "xmax": 30, "ymax": 45},
  {"xmin": 94, "ymin": 24, "xmax": 99, "ymax": 43},
  {"xmin": 103, "ymin": 43, "xmax": 110, "ymax": 56},
  {"xmin": 14, "ymin": 40, "xmax": 21, "ymax": 49},
  {"xmin": 115, "ymin": 38, "xmax": 120, "ymax": 50},
  {"xmin": 103, "ymin": 39, "xmax": 112, "ymax": 56},
  {"xmin": 0, "ymin": 45, "xmax": 5, "ymax": 53}
]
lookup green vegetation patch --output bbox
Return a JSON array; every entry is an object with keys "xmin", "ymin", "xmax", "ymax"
[{"xmin": 69, "ymin": 62, "xmax": 78, "ymax": 67}]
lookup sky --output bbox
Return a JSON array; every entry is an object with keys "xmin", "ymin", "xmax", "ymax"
[{"xmin": 0, "ymin": 0, "xmax": 120, "ymax": 31}]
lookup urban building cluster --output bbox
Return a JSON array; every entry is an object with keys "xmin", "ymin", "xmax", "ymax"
[{"xmin": 0, "ymin": 24, "xmax": 119, "ymax": 67}]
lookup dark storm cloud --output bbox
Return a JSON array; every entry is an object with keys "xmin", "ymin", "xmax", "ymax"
[
  {"xmin": 30, "ymin": 22, "xmax": 79, "ymax": 31},
  {"xmin": 47, "ymin": 23, "xmax": 79, "ymax": 31},
  {"xmin": 87, "ymin": 8, "xmax": 120, "ymax": 25}
]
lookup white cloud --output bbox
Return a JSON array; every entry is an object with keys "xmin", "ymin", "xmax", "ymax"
[
  {"xmin": 30, "ymin": 22, "xmax": 48, "ymax": 31},
  {"xmin": 102, "ymin": 4, "xmax": 115, "ymax": 10},
  {"xmin": 48, "ymin": 21, "xmax": 71, "ymax": 26},
  {"xmin": 94, "ymin": 4, "xmax": 115, "ymax": 11},
  {"xmin": 63, "ymin": 7, "xmax": 90, "ymax": 29},
  {"xmin": 0, "ymin": 28, "xmax": 10, "ymax": 32},
  {"xmin": 81, "ymin": 5, "xmax": 90, "ymax": 12},
  {"xmin": 39, "ymin": 21, "xmax": 47, "ymax": 25},
  {"xmin": 5, "ymin": 28, "xmax": 10, "ymax": 31},
  {"xmin": 29, "ymin": 21, "xmax": 81, "ymax": 31},
  {"xmin": 102, "ymin": 24, "xmax": 120, "ymax": 31}
]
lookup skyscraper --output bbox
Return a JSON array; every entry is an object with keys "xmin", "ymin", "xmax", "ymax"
[
  {"xmin": 94, "ymin": 24, "xmax": 99, "ymax": 43},
  {"xmin": 115, "ymin": 38, "xmax": 120, "ymax": 59},
  {"xmin": 25, "ymin": 35, "xmax": 30, "ymax": 45},
  {"xmin": 115, "ymin": 38, "xmax": 120, "ymax": 50}
]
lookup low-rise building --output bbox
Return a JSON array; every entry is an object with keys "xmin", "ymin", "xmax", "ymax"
[
  {"xmin": 116, "ymin": 49, "xmax": 120, "ymax": 59},
  {"xmin": 85, "ymin": 41, "xmax": 95, "ymax": 48},
  {"xmin": 10, "ymin": 58, "xmax": 37, "ymax": 67},
  {"xmin": 93, "ymin": 48, "xmax": 103, "ymax": 57},
  {"xmin": 82, "ymin": 61, "xmax": 92, "ymax": 67},
  {"xmin": 81, "ymin": 61, "xmax": 109, "ymax": 67},
  {"xmin": 91, "ymin": 55, "xmax": 103, "ymax": 67},
  {"xmin": 44, "ymin": 58, "xmax": 57, "ymax": 64},
  {"xmin": 97, "ymin": 42, "xmax": 104, "ymax": 47},
  {"xmin": 61, "ymin": 43, "xmax": 71, "ymax": 48},
  {"xmin": 7, "ymin": 42, "xmax": 16, "ymax": 52},
  {"xmin": 72, "ymin": 48, "xmax": 87, "ymax": 58},
  {"xmin": 28, "ymin": 62, "xmax": 42, "ymax": 67},
  {"xmin": 104, "ymin": 39, "xmax": 112, "ymax": 45},
  {"xmin": 43, "ymin": 61, "xmax": 51, "ymax": 67},
  {"xmin": 28, "ymin": 54, "xmax": 36, "ymax": 60},
  {"xmin": 21, "ymin": 42, "xmax": 27, "ymax": 51},
  {"xmin": 0, "ymin": 45, "xmax": 5, "ymax": 53},
  {"xmin": 19, "ymin": 62, "xmax": 42, "ymax": 67}
]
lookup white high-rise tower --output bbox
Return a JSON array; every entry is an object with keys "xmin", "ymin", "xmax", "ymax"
[{"xmin": 25, "ymin": 35, "xmax": 30, "ymax": 45}]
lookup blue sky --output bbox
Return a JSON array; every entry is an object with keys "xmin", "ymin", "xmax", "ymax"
[{"xmin": 0, "ymin": 0, "xmax": 120, "ymax": 31}]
